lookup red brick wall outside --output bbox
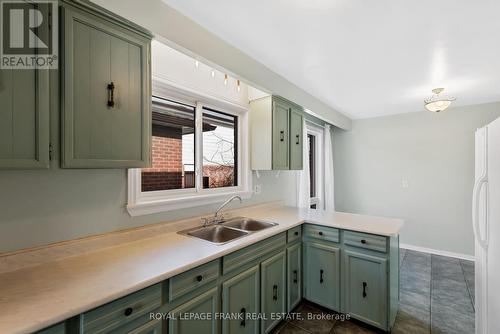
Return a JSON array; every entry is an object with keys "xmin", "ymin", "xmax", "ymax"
[
  {"xmin": 142, "ymin": 136, "xmax": 183, "ymax": 191},
  {"xmin": 142, "ymin": 136, "xmax": 235, "ymax": 191}
]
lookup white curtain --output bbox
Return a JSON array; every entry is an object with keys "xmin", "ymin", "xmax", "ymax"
[
  {"xmin": 297, "ymin": 119, "xmax": 310, "ymax": 208},
  {"xmin": 324, "ymin": 124, "xmax": 335, "ymax": 211}
]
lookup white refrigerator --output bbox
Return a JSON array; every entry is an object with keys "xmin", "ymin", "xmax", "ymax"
[{"xmin": 473, "ymin": 118, "xmax": 500, "ymax": 334}]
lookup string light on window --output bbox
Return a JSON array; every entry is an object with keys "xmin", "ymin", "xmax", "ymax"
[
  {"xmin": 194, "ymin": 60, "xmax": 199, "ymax": 68},
  {"xmin": 211, "ymin": 70, "xmax": 215, "ymax": 78},
  {"xmin": 237, "ymin": 80, "xmax": 241, "ymax": 92},
  {"xmin": 224, "ymin": 74, "xmax": 228, "ymax": 86}
]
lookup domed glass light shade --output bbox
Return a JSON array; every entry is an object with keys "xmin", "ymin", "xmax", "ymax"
[{"xmin": 424, "ymin": 88, "xmax": 456, "ymax": 112}]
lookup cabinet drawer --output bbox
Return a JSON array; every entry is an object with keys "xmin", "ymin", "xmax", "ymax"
[
  {"xmin": 303, "ymin": 224, "xmax": 339, "ymax": 243},
  {"xmin": 344, "ymin": 231, "xmax": 387, "ymax": 253},
  {"xmin": 169, "ymin": 260, "xmax": 220, "ymax": 301},
  {"xmin": 287, "ymin": 226, "xmax": 302, "ymax": 243},
  {"xmin": 82, "ymin": 284, "xmax": 161, "ymax": 334},
  {"xmin": 223, "ymin": 233, "xmax": 286, "ymax": 274}
]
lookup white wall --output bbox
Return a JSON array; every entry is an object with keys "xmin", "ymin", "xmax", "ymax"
[{"xmin": 333, "ymin": 102, "xmax": 500, "ymax": 256}]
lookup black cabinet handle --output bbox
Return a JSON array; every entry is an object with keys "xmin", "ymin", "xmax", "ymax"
[
  {"xmin": 319, "ymin": 231, "xmax": 323, "ymax": 236},
  {"xmin": 124, "ymin": 307, "xmax": 133, "ymax": 317},
  {"xmin": 361, "ymin": 239, "xmax": 367, "ymax": 244},
  {"xmin": 272, "ymin": 284, "xmax": 278, "ymax": 301},
  {"xmin": 320, "ymin": 269, "xmax": 324, "ymax": 283},
  {"xmin": 280, "ymin": 130, "xmax": 284, "ymax": 142},
  {"xmin": 294, "ymin": 231, "xmax": 299, "ymax": 236},
  {"xmin": 362, "ymin": 282, "xmax": 367, "ymax": 298},
  {"xmin": 293, "ymin": 270, "xmax": 298, "ymax": 284},
  {"xmin": 296, "ymin": 134, "xmax": 300, "ymax": 145},
  {"xmin": 107, "ymin": 82, "xmax": 115, "ymax": 107},
  {"xmin": 196, "ymin": 275, "xmax": 203, "ymax": 282},
  {"xmin": 240, "ymin": 307, "xmax": 246, "ymax": 327}
]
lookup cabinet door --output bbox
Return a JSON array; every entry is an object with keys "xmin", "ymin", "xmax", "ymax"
[
  {"xmin": 169, "ymin": 287, "xmax": 219, "ymax": 334},
  {"xmin": 127, "ymin": 319, "xmax": 163, "ymax": 334},
  {"xmin": 0, "ymin": 66, "xmax": 49, "ymax": 169},
  {"xmin": 261, "ymin": 251, "xmax": 286, "ymax": 333},
  {"xmin": 289, "ymin": 107, "xmax": 303, "ymax": 170},
  {"xmin": 62, "ymin": 5, "xmax": 151, "ymax": 168},
  {"xmin": 287, "ymin": 243, "xmax": 301, "ymax": 312},
  {"xmin": 344, "ymin": 250, "xmax": 387, "ymax": 329},
  {"xmin": 303, "ymin": 242, "xmax": 340, "ymax": 310},
  {"xmin": 272, "ymin": 99, "xmax": 289, "ymax": 170},
  {"xmin": 222, "ymin": 265, "xmax": 260, "ymax": 334}
]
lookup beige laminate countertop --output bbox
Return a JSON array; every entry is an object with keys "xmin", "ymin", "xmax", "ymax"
[{"xmin": 0, "ymin": 204, "xmax": 403, "ymax": 334}]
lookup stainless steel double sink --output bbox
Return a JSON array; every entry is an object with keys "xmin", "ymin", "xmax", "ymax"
[{"xmin": 178, "ymin": 217, "xmax": 277, "ymax": 245}]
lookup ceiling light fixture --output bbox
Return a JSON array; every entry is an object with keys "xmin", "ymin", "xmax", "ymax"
[{"xmin": 424, "ymin": 88, "xmax": 456, "ymax": 112}]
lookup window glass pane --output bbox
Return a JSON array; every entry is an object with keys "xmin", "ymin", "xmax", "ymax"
[
  {"xmin": 308, "ymin": 134, "xmax": 316, "ymax": 198},
  {"xmin": 141, "ymin": 97, "xmax": 195, "ymax": 191},
  {"xmin": 202, "ymin": 107, "xmax": 237, "ymax": 188}
]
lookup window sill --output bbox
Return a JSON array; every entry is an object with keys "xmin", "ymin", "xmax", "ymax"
[{"xmin": 127, "ymin": 190, "xmax": 253, "ymax": 216}]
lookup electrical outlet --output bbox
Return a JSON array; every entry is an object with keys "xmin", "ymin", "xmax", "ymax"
[
  {"xmin": 254, "ymin": 184, "xmax": 262, "ymax": 195},
  {"xmin": 401, "ymin": 179, "xmax": 409, "ymax": 189}
]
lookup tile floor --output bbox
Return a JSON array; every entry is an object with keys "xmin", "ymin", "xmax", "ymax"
[{"xmin": 271, "ymin": 249, "xmax": 475, "ymax": 334}]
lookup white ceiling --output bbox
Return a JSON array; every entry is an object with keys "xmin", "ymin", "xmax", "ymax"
[{"xmin": 163, "ymin": 0, "xmax": 500, "ymax": 119}]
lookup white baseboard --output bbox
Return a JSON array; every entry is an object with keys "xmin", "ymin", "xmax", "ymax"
[{"xmin": 400, "ymin": 243, "xmax": 475, "ymax": 262}]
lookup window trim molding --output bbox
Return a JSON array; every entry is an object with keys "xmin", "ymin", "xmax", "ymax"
[
  {"xmin": 127, "ymin": 77, "xmax": 252, "ymax": 217},
  {"xmin": 306, "ymin": 121, "xmax": 325, "ymax": 209}
]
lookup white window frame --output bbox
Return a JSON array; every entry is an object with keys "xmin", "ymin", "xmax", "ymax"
[
  {"xmin": 127, "ymin": 77, "xmax": 252, "ymax": 216},
  {"xmin": 306, "ymin": 122, "xmax": 324, "ymax": 209}
]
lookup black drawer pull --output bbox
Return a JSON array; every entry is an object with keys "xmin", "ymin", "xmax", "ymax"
[
  {"xmin": 320, "ymin": 269, "xmax": 324, "ymax": 283},
  {"xmin": 293, "ymin": 270, "xmax": 298, "ymax": 284},
  {"xmin": 124, "ymin": 307, "xmax": 133, "ymax": 317},
  {"xmin": 294, "ymin": 231, "xmax": 299, "ymax": 236},
  {"xmin": 272, "ymin": 284, "xmax": 278, "ymax": 301},
  {"xmin": 362, "ymin": 282, "xmax": 367, "ymax": 298},
  {"xmin": 296, "ymin": 134, "xmax": 300, "ymax": 145},
  {"xmin": 280, "ymin": 130, "xmax": 284, "ymax": 142},
  {"xmin": 107, "ymin": 82, "xmax": 115, "ymax": 107},
  {"xmin": 318, "ymin": 231, "xmax": 323, "ymax": 236},
  {"xmin": 361, "ymin": 239, "xmax": 367, "ymax": 244},
  {"xmin": 196, "ymin": 275, "xmax": 203, "ymax": 282},
  {"xmin": 240, "ymin": 307, "xmax": 246, "ymax": 327}
]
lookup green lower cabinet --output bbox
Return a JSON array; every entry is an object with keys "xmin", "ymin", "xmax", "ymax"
[
  {"xmin": 168, "ymin": 287, "xmax": 220, "ymax": 334},
  {"xmin": 303, "ymin": 242, "xmax": 340, "ymax": 310},
  {"xmin": 286, "ymin": 243, "xmax": 301, "ymax": 311},
  {"xmin": 35, "ymin": 322, "xmax": 65, "ymax": 334},
  {"xmin": 127, "ymin": 319, "xmax": 163, "ymax": 334},
  {"xmin": 260, "ymin": 251, "xmax": 286, "ymax": 333},
  {"xmin": 343, "ymin": 250, "xmax": 388, "ymax": 329},
  {"xmin": 222, "ymin": 265, "xmax": 260, "ymax": 334}
]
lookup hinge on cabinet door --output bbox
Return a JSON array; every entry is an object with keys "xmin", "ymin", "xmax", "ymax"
[{"xmin": 49, "ymin": 143, "xmax": 53, "ymax": 161}]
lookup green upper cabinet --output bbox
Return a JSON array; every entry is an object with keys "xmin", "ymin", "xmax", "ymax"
[
  {"xmin": 260, "ymin": 251, "xmax": 286, "ymax": 334},
  {"xmin": 222, "ymin": 265, "xmax": 260, "ymax": 334},
  {"xmin": 169, "ymin": 287, "xmax": 220, "ymax": 334},
  {"xmin": 343, "ymin": 250, "xmax": 388, "ymax": 329},
  {"xmin": 61, "ymin": 2, "xmax": 152, "ymax": 168},
  {"xmin": 288, "ymin": 107, "xmax": 303, "ymax": 170},
  {"xmin": 303, "ymin": 241, "xmax": 340, "ymax": 310},
  {"xmin": 249, "ymin": 96, "xmax": 304, "ymax": 171},
  {"xmin": 272, "ymin": 98, "xmax": 290, "ymax": 170},
  {"xmin": 0, "ymin": 3, "xmax": 50, "ymax": 170}
]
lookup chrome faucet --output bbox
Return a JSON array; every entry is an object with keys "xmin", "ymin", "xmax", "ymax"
[
  {"xmin": 215, "ymin": 195, "xmax": 242, "ymax": 219},
  {"xmin": 201, "ymin": 195, "xmax": 243, "ymax": 227}
]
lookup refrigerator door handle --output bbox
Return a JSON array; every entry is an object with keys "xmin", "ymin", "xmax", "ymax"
[{"xmin": 472, "ymin": 176, "xmax": 489, "ymax": 249}]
